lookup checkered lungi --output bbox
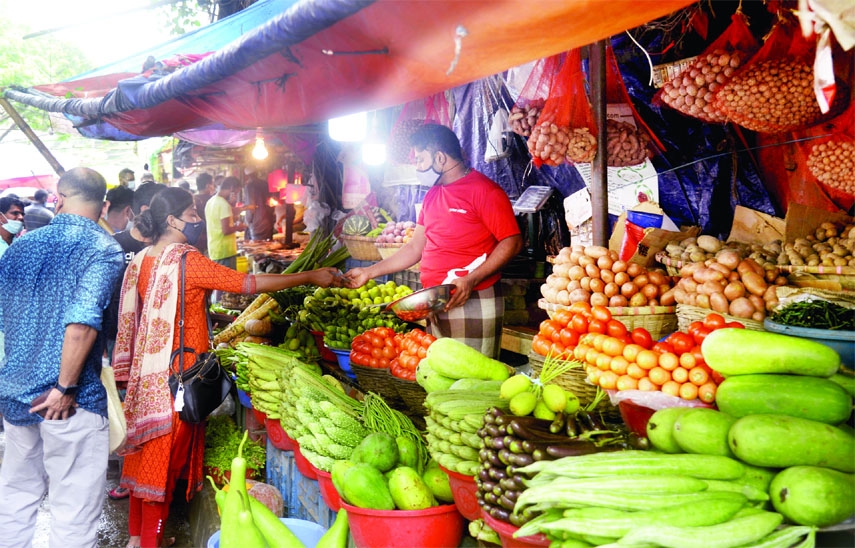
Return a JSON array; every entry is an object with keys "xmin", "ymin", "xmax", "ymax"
[{"xmin": 428, "ymin": 283, "xmax": 504, "ymax": 359}]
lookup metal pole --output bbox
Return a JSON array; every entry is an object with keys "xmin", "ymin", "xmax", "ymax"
[
  {"xmin": 0, "ymin": 96, "xmax": 65, "ymax": 175},
  {"xmin": 588, "ymin": 40, "xmax": 609, "ymax": 247}
]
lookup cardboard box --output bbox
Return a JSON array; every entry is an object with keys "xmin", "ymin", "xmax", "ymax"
[
  {"xmin": 784, "ymin": 203, "xmax": 853, "ymax": 242},
  {"xmin": 608, "ymin": 202, "xmax": 700, "ymax": 267},
  {"xmin": 727, "ymin": 206, "xmax": 786, "ymax": 246}
]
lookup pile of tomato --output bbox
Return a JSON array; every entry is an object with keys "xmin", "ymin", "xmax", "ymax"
[
  {"xmin": 390, "ymin": 328, "xmax": 436, "ymax": 380},
  {"xmin": 350, "ymin": 327, "xmax": 401, "ymax": 369},
  {"xmin": 350, "ymin": 326, "xmax": 436, "ymax": 381},
  {"xmin": 531, "ymin": 303, "xmax": 743, "ymax": 402}
]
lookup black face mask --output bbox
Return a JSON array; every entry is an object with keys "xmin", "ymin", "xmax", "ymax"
[{"xmin": 179, "ymin": 219, "xmax": 204, "ymax": 244}]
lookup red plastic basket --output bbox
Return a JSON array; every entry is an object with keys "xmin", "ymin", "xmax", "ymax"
[
  {"xmin": 316, "ymin": 470, "xmax": 342, "ymax": 512},
  {"xmin": 265, "ymin": 418, "xmax": 295, "ymax": 451},
  {"xmin": 482, "ymin": 510, "xmax": 551, "ymax": 548},
  {"xmin": 292, "ymin": 444, "xmax": 318, "ymax": 480},
  {"xmin": 343, "ymin": 502, "xmax": 464, "ymax": 548},
  {"xmin": 439, "ymin": 465, "xmax": 480, "ymax": 521}
]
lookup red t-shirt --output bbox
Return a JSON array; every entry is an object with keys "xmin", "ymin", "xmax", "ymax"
[{"xmin": 418, "ymin": 170, "xmax": 520, "ymax": 289}]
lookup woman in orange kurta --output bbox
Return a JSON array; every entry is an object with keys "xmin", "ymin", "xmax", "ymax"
[{"xmin": 113, "ymin": 187, "xmax": 342, "ymax": 548}]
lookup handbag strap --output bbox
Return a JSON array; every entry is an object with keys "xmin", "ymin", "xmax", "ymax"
[{"xmin": 177, "ymin": 251, "xmax": 189, "ymax": 381}]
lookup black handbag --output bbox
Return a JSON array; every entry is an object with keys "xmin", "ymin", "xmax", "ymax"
[{"xmin": 168, "ymin": 252, "xmax": 233, "ymax": 423}]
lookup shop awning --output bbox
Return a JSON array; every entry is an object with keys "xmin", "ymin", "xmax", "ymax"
[{"xmin": 3, "ymin": 0, "xmax": 693, "ymax": 139}]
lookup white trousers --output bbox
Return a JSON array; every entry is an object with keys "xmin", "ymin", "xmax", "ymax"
[{"xmin": 0, "ymin": 409, "xmax": 109, "ymax": 548}]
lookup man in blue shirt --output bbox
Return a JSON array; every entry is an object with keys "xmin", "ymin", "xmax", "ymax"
[{"xmin": 0, "ymin": 167, "xmax": 124, "ymax": 548}]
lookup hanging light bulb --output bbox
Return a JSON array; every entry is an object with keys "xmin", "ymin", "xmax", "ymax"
[
  {"xmin": 252, "ymin": 130, "xmax": 268, "ymax": 160},
  {"xmin": 328, "ymin": 111, "xmax": 367, "ymax": 142}
]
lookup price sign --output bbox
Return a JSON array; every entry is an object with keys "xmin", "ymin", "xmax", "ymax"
[{"xmin": 513, "ymin": 186, "xmax": 553, "ymax": 214}]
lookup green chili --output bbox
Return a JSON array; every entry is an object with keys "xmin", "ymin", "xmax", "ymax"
[{"xmin": 770, "ymin": 300, "xmax": 855, "ymax": 331}]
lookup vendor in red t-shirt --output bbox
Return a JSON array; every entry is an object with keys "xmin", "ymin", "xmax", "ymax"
[{"xmin": 346, "ymin": 124, "xmax": 522, "ymax": 358}]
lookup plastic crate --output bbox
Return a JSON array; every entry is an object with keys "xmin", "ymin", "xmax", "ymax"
[
  {"xmin": 392, "ymin": 270, "xmax": 422, "ymax": 291},
  {"xmin": 344, "ymin": 258, "xmax": 389, "ymax": 283},
  {"xmin": 265, "ymin": 440, "xmax": 297, "ymax": 515},
  {"xmin": 295, "ymin": 474, "xmax": 337, "ymax": 528}
]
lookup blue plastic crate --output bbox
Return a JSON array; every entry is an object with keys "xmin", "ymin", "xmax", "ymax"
[
  {"xmin": 295, "ymin": 474, "xmax": 337, "ymax": 528},
  {"xmin": 265, "ymin": 441, "xmax": 296, "ymax": 514}
]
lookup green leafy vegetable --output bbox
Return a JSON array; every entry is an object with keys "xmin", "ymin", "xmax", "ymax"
[{"xmin": 771, "ymin": 300, "xmax": 855, "ymax": 331}]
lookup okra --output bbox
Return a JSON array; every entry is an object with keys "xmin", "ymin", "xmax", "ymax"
[{"xmin": 616, "ymin": 509, "xmax": 784, "ymax": 548}]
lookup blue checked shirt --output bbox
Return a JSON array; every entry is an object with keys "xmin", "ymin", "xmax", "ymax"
[{"xmin": 0, "ymin": 213, "xmax": 123, "ymax": 425}]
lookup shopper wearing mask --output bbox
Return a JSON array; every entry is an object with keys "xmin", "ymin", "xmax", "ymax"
[
  {"xmin": 113, "ymin": 188, "xmax": 342, "ymax": 548},
  {"xmin": 0, "ymin": 196, "xmax": 26, "ymax": 259},
  {"xmin": 99, "ymin": 186, "xmax": 136, "ymax": 235}
]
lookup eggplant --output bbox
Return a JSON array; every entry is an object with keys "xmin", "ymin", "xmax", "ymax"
[
  {"xmin": 478, "ymin": 468, "xmax": 491, "ymax": 482},
  {"xmin": 510, "ymin": 475, "xmax": 526, "ymax": 491},
  {"xmin": 484, "ymin": 424, "xmax": 502, "ymax": 438},
  {"xmin": 509, "ymin": 419, "xmax": 572, "ymax": 443},
  {"xmin": 490, "ymin": 506, "xmax": 511, "ymax": 523},
  {"xmin": 489, "ymin": 451, "xmax": 503, "ymax": 468},
  {"xmin": 508, "ymin": 439, "xmax": 528, "ymax": 454},
  {"xmin": 549, "ymin": 412, "xmax": 566, "ymax": 434},
  {"xmin": 476, "ymin": 427, "xmax": 488, "ymax": 439},
  {"xmin": 489, "ymin": 406, "xmax": 504, "ymax": 418},
  {"xmin": 508, "ymin": 511, "xmax": 525, "ymax": 527},
  {"xmin": 483, "ymin": 412, "xmax": 496, "ymax": 425},
  {"xmin": 531, "ymin": 448, "xmax": 548, "ymax": 461},
  {"xmin": 488, "ymin": 467, "xmax": 507, "ymax": 481},
  {"xmin": 499, "ymin": 477, "xmax": 517, "ymax": 491},
  {"xmin": 498, "ymin": 448, "xmax": 512, "ymax": 465},
  {"xmin": 495, "ymin": 413, "xmax": 512, "ymax": 426},
  {"xmin": 480, "ymin": 480, "xmax": 497, "ymax": 493},
  {"xmin": 546, "ymin": 441, "xmax": 600, "ymax": 458},
  {"xmin": 503, "ymin": 489, "xmax": 520, "ymax": 503},
  {"xmin": 498, "ymin": 493, "xmax": 516, "ymax": 511},
  {"xmin": 565, "ymin": 414, "xmax": 579, "ymax": 438},
  {"xmin": 521, "ymin": 440, "xmax": 554, "ymax": 454},
  {"xmin": 508, "ymin": 452, "xmax": 534, "ymax": 467},
  {"xmin": 483, "ymin": 491, "xmax": 499, "ymax": 506},
  {"xmin": 628, "ymin": 432, "xmax": 650, "ymax": 450},
  {"xmin": 492, "ymin": 484, "xmax": 503, "ymax": 497}
]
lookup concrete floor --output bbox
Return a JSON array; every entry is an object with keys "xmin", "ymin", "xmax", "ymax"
[{"xmin": 0, "ymin": 427, "xmax": 193, "ymax": 548}]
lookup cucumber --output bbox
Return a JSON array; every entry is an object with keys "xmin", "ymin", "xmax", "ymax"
[
  {"xmin": 646, "ymin": 407, "xmax": 693, "ymax": 454},
  {"xmin": 673, "ymin": 408, "xmax": 737, "ymax": 458},
  {"xmin": 829, "ymin": 372, "xmax": 855, "ymax": 397},
  {"xmin": 716, "ymin": 374, "xmax": 853, "ymax": 425},
  {"xmin": 701, "ymin": 328, "xmax": 841, "ymax": 378},
  {"xmin": 728, "ymin": 414, "xmax": 855, "ymax": 473},
  {"xmin": 769, "ymin": 466, "xmax": 855, "ymax": 527}
]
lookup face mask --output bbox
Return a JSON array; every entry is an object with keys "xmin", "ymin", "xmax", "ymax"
[
  {"xmin": 1, "ymin": 215, "xmax": 22, "ymax": 235},
  {"xmin": 179, "ymin": 219, "xmax": 204, "ymax": 244}
]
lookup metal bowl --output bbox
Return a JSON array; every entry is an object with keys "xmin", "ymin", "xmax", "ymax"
[{"xmin": 386, "ymin": 284, "xmax": 455, "ymax": 322}]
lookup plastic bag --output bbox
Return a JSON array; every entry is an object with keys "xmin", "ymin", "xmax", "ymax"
[
  {"xmin": 715, "ymin": 19, "xmax": 831, "ymax": 133},
  {"xmin": 303, "ymin": 200, "xmax": 331, "ymax": 234},
  {"xmin": 609, "ymin": 389, "xmax": 714, "ymax": 410},
  {"xmin": 528, "ymin": 49, "xmax": 597, "ymax": 167},
  {"xmin": 508, "ymin": 55, "xmax": 561, "ymax": 138},
  {"xmin": 387, "ymin": 93, "xmax": 451, "ymax": 164},
  {"xmin": 656, "ymin": 12, "xmax": 759, "ymax": 124}
]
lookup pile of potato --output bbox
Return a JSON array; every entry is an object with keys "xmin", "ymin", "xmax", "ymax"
[
  {"xmin": 661, "ymin": 235, "xmax": 780, "ymax": 270},
  {"xmin": 509, "ymin": 101, "xmax": 544, "ymax": 137},
  {"xmin": 779, "ymin": 221, "xmax": 855, "ymax": 268},
  {"xmin": 661, "ymin": 49, "xmax": 743, "ymax": 123},
  {"xmin": 715, "ymin": 58, "xmax": 823, "ymax": 133},
  {"xmin": 807, "ymin": 140, "xmax": 855, "ymax": 195},
  {"xmin": 673, "ymin": 254, "xmax": 788, "ymax": 321},
  {"xmin": 606, "ymin": 119, "xmax": 651, "ymax": 167},
  {"xmin": 541, "ymin": 245, "xmax": 674, "ymax": 308}
]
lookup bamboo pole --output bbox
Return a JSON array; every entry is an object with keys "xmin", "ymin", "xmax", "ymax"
[
  {"xmin": 0, "ymin": 96, "xmax": 65, "ymax": 176},
  {"xmin": 588, "ymin": 40, "xmax": 609, "ymax": 247}
]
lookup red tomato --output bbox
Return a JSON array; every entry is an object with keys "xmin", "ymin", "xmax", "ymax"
[
  {"xmin": 711, "ymin": 370, "xmax": 726, "ymax": 384},
  {"xmin": 619, "ymin": 333, "xmax": 634, "ymax": 345},
  {"xmin": 553, "ymin": 309, "xmax": 574, "ymax": 328},
  {"xmin": 687, "ymin": 321, "xmax": 705, "ymax": 337},
  {"xmin": 690, "ymin": 345, "xmax": 706, "ymax": 367},
  {"xmin": 724, "ymin": 321, "xmax": 746, "ymax": 329},
  {"xmin": 417, "ymin": 346, "xmax": 428, "ymax": 359},
  {"xmin": 703, "ymin": 313, "xmax": 726, "ymax": 331},
  {"xmin": 588, "ymin": 319, "xmax": 607, "ymax": 334},
  {"xmin": 691, "ymin": 325, "xmax": 712, "ymax": 345},
  {"xmin": 423, "ymin": 333, "xmax": 437, "ymax": 344},
  {"xmin": 371, "ymin": 347, "xmax": 383, "ymax": 359},
  {"xmin": 549, "ymin": 341, "xmax": 567, "ymax": 358},
  {"xmin": 605, "ymin": 319, "xmax": 628, "ymax": 338},
  {"xmin": 630, "ymin": 328, "xmax": 653, "ymax": 349},
  {"xmin": 570, "ymin": 314, "xmax": 590, "ymax": 334},
  {"xmin": 668, "ymin": 332, "xmax": 695, "ymax": 355},
  {"xmin": 591, "ymin": 305, "xmax": 612, "ymax": 323},
  {"xmin": 652, "ymin": 341, "xmax": 675, "ymax": 355},
  {"xmin": 532, "ymin": 334, "xmax": 552, "ymax": 356},
  {"xmin": 559, "ymin": 327, "xmax": 580, "ymax": 348},
  {"xmin": 381, "ymin": 345, "xmax": 397, "ymax": 360},
  {"xmin": 369, "ymin": 357, "xmax": 379, "ymax": 368},
  {"xmin": 366, "ymin": 333, "xmax": 384, "ymax": 348}
]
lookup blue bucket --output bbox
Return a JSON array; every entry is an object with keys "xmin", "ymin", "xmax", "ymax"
[
  {"xmin": 330, "ymin": 348, "xmax": 357, "ymax": 380},
  {"xmin": 207, "ymin": 517, "xmax": 327, "ymax": 548},
  {"xmin": 236, "ymin": 387, "xmax": 253, "ymax": 409},
  {"xmin": 764, "ymin": 318, "xmax": 855, "ymax": 368}
]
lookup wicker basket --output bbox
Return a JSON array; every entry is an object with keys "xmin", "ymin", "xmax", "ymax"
[
  {"xmin": 654, "ymin": 252, "xmax": 684, "ymax": 276},
  {"xmin": 676, "ymin": 304, "xmax": 764, "ymax": 332},
  {"xmin": 538, "ymin": 299, "xmax": 678, "ymax": 340},
  {"xmin": 350, "ymin": 363, "xmax": 404, "ymax": 406},
  {"xmin": 528, "ymin": 352, "xmax": 621, "ymax": 422},
  {"xmin": 775, "ymin": 265, "xmax": 855, "ymax": 292},
  {"xmin": 340, "ymin": 235, "xmax": 382, "ymax": 261},
  {"xmin": 375, "ymin": 243, "xmax": 420, "ymax": 272},
  {"xmin": 388, "ymin": 375, "xmax": 428, "ymax": 417}
]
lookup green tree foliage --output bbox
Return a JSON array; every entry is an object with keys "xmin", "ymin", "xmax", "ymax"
[{"xmin": 0, "ymin": 16, "xmax": 92, "ymax": 130}]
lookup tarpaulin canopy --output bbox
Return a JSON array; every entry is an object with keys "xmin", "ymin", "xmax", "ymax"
[{"xmin": 3, "ymin": 0, "xmax": 694, "ymax": 139}]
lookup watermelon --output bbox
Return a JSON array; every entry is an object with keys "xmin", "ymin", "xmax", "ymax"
[{"xmin": 343, "ymin": 215, "xmax": 371, "ymax": 236}]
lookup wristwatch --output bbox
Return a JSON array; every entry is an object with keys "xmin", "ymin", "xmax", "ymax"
[{"xmin": 54, "ymin": 382, "xmax": 79, "ymax": 397}]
